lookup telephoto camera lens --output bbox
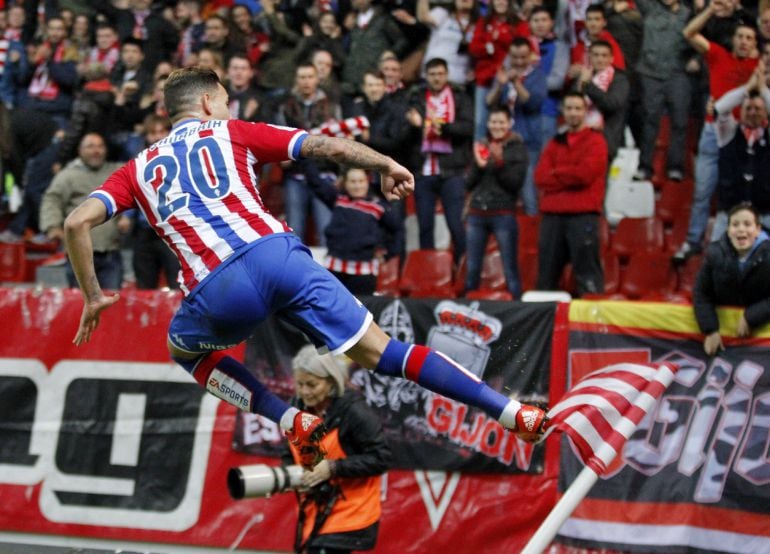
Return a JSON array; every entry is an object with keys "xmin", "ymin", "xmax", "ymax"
[{"xmin": 227, "ymin": 464, "xmax": 304, "ymax": 499}]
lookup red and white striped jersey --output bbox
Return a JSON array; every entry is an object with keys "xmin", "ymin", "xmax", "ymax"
[{"xmin": 90, "ymin": 118, "xmax": 307, "ymax": 295}]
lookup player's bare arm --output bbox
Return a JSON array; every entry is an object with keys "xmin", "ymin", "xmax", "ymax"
[
  {"xmin": 64, "ymin": 197, "xmax": 121, "ymax": 345},
  {"xmin": 300, "ymin": 135, "xmax": 415, "ymax": 201}
]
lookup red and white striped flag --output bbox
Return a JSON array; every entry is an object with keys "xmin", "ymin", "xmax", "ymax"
[{"xmin": 545, "ymin": 362, "xmax": 678, "ymax": 475}]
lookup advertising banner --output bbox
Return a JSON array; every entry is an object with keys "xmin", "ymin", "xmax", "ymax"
[
  {"xmin": 0, "ymin": 288, "xmax": 562, "ymax": 553},
  {"xmin": 557, "ymin": 300, "xmax": 770, "ymax": 554}
]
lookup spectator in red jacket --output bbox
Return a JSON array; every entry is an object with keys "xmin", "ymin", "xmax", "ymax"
[{"xmin": 534, "ymin": 92, "xmax": 608, "ymax": 296}]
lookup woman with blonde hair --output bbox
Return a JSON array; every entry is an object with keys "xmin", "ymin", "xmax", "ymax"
[{"xmin": 283, "ymin": 345, "xmax": 392, "ymax": 554}]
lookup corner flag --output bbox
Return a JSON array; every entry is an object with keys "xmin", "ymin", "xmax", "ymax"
[{"xmin": 522, "ymin": 362, "xmax": 678, "ymax": 554}]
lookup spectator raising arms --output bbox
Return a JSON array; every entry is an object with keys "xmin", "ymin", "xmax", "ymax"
[
  {"xmin": 673, "ymin": 5, "xmax": 758, "ymax": 263},
  {"xmin": 709, "ymin": 71, "xmax": 770, "ymax": 239}
]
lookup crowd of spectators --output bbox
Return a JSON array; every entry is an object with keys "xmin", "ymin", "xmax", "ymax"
[{"xmin": 0, "ymin": 0, "xmax": 768, "ymax": 300}]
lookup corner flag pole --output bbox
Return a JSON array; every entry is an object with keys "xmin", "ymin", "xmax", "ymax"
[
  {"xmin": 521, "ymin": 364, "xmax": 677, "ymax": 554},
  {"xmin": 520, "ymin": 450, "xmax": 604, "ymax": 554}
]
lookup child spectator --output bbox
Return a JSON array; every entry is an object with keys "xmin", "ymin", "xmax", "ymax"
[
  {"xmin": 694, "ymin": 202, "xmax": 770, "ymax": 356},
  {"xmin": 306, "ymin": 165, "xmax": 401, "ymax": 296},
  {"xmin": 673, "ymin": 7, "xmax": 758, "ymax": 263}
]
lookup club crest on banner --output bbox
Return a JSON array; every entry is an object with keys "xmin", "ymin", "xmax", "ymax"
[{"xmin": 426, "ymin": 301, "xmax": 502, "ymax": 379}]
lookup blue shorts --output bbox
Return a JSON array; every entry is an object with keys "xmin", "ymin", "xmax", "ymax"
[{"xmin": 167, "ymin": 233, "xmax": 372, "ymax": 356}]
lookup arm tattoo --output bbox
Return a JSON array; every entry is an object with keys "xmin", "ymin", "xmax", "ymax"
[{"xmin": 301, "ymin": 135, "xmax": 391, "ymax": 172}]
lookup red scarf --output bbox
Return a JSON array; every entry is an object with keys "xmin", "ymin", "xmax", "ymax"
[
  {"xmin": 86, "ymin": 42, "xmax": 120, "ymax": 73},
  {"xmin": 584, "ymin": 65, "xmax": 614, "ymax": 129},
  {"xmin": 28, "ymin": 41, "xmax": 66, "ymax": 101},
  {"xmin": 133, "ymin": 10, "xmax": 150, "ymax": 39},
  {"xmin": 421, "ymin": 85, "xmax": 455, "ymax": 175},
  {"xmin": 742, "ymin": 124, "xmax": 767, "ymax": 147},
  {"xmin": 0, "ymin": 40, "xmax": 7, "ymax": 77},
  {"xmin": 422, "ymin": 85, "xmax": 455, "ymax": 152}
]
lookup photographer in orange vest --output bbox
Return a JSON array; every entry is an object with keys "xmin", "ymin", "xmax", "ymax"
[{"xmin": 283, "ymin": 345, "xmax": 392, "ymax": 553}]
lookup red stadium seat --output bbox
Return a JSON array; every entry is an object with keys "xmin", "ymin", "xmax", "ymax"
[
  {"xmin": 602, "ymin": 250, "xmax": 621, "ymax": 294},
  {"xmin": 400, "ymin": 249, "xmax": 456, "ymax": 298},
  {"xmin": 656, "ymin": 181, "xmax": 694, "ymax": 225},
  {"xmin": 619, "ymin": 251, "xmax": 677, "ymax": 299},
  {"xmin": 676, "ymin": 254, "xmax": 704, "ymax": 299},
  {"xmin": 375, "ymin": 256, "xmax": 401, "ymax": 297},
  {"xmin": 665, "ymin": 213, "xmax": 691, "ymax": 254},
  {"xmin": 612, "ymin": 217, "xmax": 665, "ymax": 258},
  {"xmin": 0, "ymin": 241, "xmax": 26, "ymax": 282}
]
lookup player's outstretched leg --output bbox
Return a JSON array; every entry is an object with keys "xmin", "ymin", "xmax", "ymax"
[
  {"xmin": 172, "ymin": 350, "xmax": 327, "ymax": 463},
  {"xmin": 374, "ymin": 338, "xmax": 549, "ymax": 443}
]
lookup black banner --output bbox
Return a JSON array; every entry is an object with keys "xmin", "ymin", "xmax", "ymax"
[{"xmin": 235, "ymin": 297, "xmax": 556, "ymax": 473}]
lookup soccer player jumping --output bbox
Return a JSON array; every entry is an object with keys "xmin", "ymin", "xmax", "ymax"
[{"xmin": 64, "ymin": 67, "xmax": 548, "ymax": 467}]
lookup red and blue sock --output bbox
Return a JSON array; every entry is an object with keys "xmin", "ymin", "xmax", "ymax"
[
  {"xmin": 375, "ymin": 338, "xmax": 513, "ymax": 420},
  {"xmin": 174, "ymin": 351, "xmax": 291, "ymax": 424}
]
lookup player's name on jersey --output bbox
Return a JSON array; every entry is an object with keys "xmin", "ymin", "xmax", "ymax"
[{"xmin": 155, "ymin": 119, "xmax": 225, "ymax": 147}]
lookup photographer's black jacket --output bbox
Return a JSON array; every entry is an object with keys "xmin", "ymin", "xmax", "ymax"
[{"xmin": 283, "ymin": 389, "xmax": 392, "ymax": 551}]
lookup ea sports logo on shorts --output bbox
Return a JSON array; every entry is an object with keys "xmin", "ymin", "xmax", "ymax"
[{"xmin": 208, "ymin": 377, "xmax": 220, "ymax": 389}]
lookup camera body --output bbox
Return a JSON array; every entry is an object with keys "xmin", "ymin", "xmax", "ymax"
[{"xmin": 228, "ymin": 464, "xmax": 304, "ymax": 499}]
